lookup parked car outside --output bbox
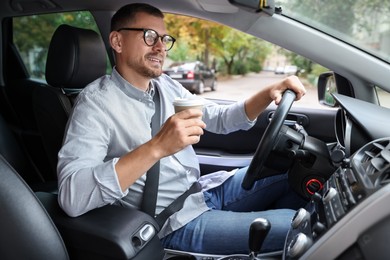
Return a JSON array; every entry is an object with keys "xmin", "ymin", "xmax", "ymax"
[
  {"xmin": 163, "ymin": 61, "xmax": 217, "ymax": 94},
  {"xmin": 283, "ymin": 65, "xmax": 298, "ymax": 75},
  {"xmin": 274, "ymin": 66, "xmax": 285, "ymax": 74}
]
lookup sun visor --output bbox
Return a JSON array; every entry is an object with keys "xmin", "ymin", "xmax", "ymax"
[{"xmin": 197, "ymin": 0, "xmax": 239, "ymax": 13}]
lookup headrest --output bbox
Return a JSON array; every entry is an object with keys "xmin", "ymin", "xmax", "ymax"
[{"xmin": 45, "ymin": 24, "xmax": 107, "ymax": 89}]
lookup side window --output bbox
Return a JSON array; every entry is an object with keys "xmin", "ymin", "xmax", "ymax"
[
  {"xmin": 164, "ymin": 14, "xmax": 329, "ymax": 109},
  {"xmin": 12, "ymin": 11, "xmax": 111, "ymax": 81}
]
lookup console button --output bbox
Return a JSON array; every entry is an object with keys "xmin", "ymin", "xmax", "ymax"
[
  {"xmin": 312, "ymin": 221, "xmax": 326, "ymax": 237},
  {"xmin": 291, "ymin": 208, "xmax": 310, "ymax": 229},
  {"xmin": 323, "ymin": 203, "xmax": 336, "ymax": 226},
  {"xmin": 331, "ymin": 195, "xmax": 345, "ymax": 220},
  {"xmin": 323, "ymin": 187, "xmax": 337, "ymax": 203},
  {"xmin": 287, "ymin": 233, "xmax": 313, "ymax": 258}
]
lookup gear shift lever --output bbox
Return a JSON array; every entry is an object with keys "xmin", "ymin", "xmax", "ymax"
[{"xmin": 249, "ymin": 218, "xmax": 271, "ymax": 259}]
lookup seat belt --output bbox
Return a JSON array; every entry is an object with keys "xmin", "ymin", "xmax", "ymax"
[
  {"xmin": 140, "ymin": 87, "xmax": 202, "ymax": 227},
  {"xmin": 140, "ymin": 87, "xmax": 161, "ymax": 217},
  {"xmin": 155, "ymin": 181, "xmax": 201, "ymax": 228}
]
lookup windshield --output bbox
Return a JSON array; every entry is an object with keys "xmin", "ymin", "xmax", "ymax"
[{"xmin": 276, "ymin": 0, "xmax": 390, "ymax": 63}]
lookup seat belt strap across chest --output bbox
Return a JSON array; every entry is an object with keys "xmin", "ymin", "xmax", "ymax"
[
  {"xmin": 140, "ymin": 87, "xmax": 161, "ymax": 217},
  {"xmin": 140, "ymin": 87, "xmax": 202, "ymax": 228}
]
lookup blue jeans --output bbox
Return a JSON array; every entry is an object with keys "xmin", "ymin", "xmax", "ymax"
[{"xmin": 161, "ymin": 167, "xmax": 306, "ymax": 255}]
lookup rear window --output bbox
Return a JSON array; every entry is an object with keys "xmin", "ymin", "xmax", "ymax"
[{"xmin": 12, "ymin": 11, "xmax": 110, "ymax": 81}]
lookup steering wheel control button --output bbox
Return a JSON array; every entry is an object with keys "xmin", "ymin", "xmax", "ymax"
[
  {"xmin": 291, "ymin": 208, "xmax": 310, "ymax": 229},
  {"xmin": 287, "ymin": 233, "xmax": 313, "ymax": 258},
  {"xmin": 305, "ymin": 179, "xmax": 323, "ymax": 195}
]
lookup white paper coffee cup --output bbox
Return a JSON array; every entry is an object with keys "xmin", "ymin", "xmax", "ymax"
[{"xmin": 173, "ymin": 98, "xmax": 204, "ymax": 113}]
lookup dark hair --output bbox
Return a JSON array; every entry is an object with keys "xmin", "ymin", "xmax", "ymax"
[{"xmin": 111, "ymin": 3, "xmax": 164, "ymax": 32}]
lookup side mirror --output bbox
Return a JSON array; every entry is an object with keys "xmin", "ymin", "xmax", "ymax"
[{"xmin": 318, "ymin": 71, "xmax": 338, "ymax": 107}]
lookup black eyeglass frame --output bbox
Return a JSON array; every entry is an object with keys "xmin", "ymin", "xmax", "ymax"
[{"xmin": 117, "ymin": 27, "xmax": 176, "ymax": 51}]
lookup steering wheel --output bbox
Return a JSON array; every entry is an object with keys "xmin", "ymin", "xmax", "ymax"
[{"xmin": 242, "ymin": 90, "xmax": 297, "ymax": 190}]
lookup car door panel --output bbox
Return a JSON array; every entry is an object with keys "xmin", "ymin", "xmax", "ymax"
[{"xmin": 194, "ymin": 103, "xmax": 337, "ymax": 175}]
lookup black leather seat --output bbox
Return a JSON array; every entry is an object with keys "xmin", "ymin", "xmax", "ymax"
[
  {"xmin": 0, "ymin": 151, "xmax": 164, "ymax": 259},
  {"xmin": 0, "ymin": 154, "xmax": 69, "ymax": 259},
  {"xmin": 33, "ymin": 24, "xmax": 107, "ymax": 175},
  {"xmin": 0, "ymin": 112, "xmax": 57, "ymax": 191}
]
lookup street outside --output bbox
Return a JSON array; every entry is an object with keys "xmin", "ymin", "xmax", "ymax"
[{"xmin": 201, "ymin": 71, "xmax": 324, "ymax": 109}]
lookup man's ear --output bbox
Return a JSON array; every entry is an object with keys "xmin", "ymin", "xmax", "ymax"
[{"xmin": 109, "ymin": 31, "xmax": 122, "ymax": 53}]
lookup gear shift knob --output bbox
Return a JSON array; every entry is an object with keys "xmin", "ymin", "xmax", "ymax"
[{"xmin": 249, "ymin": 218, "xmax": 271, "ymax": 256}]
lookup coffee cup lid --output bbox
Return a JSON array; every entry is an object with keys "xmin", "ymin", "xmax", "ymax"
[{"xmin": 173, "ymin": 98, "xmax": 204, "ymax": 107}]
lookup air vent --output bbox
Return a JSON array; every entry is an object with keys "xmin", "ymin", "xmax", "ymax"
[{"xmin": 360, "ymin": 139, "xmax": 390, "ymax": 187}]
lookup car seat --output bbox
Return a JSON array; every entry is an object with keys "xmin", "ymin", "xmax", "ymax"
[
  {"xmin": 0, "ymin": 154, "xmax": 69, "ymax": 259},
  {"xmin": 0, "ymin": 152, "xmax": 164, "ymax": 259},
  {"xmin": 0, "ymin": 112, "xmax": 57, "ymax": 191},
  {"xmin": 32, "ymin": 24, "xmax": 107, "ymax": 175}
]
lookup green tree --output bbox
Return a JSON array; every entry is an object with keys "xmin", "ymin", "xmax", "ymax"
[
  {"xmin": 283, "ymin": 0, "xmax": 356, "ymax": 34},
  {"xmin": 13, "ymin": 11, "xmax": 98, "ymax": 78},
  {"xmin": 165, "ymin": 14, "xmax": 272, "ymax": 75},
  {"xmin": 212, "ymin": 28, "xmax": 272, "ymax": 75},
  {"xmin": 165, "ymin": 14, "xmax": 219, "ymax": 67},
  {"xmin": 353, "ymin": 0, "xmax": 390, "ymax": 38},
  {"xmin": 167, "ymin": 41, "xmax": 196, "ymax": 61}
]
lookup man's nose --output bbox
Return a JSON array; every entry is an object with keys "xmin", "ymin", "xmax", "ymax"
[{"xmin": 152, "ymin": 37, "xmax": 166, "ymax": 52}]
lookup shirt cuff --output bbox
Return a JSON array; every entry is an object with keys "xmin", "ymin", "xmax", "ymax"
[{"xmin": 237, "ymin": 100, "xmax": 257, "ymax": 125}]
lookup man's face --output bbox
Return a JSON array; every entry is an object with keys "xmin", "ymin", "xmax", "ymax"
[{"xmin": 116, "ymin": 12, "xmax": 168, "ymax": 79}]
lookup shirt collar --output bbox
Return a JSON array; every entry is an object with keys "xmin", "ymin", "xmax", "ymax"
[{"xmin": 111, "ymin": 67, "xmax": 154, "ymax": 101}]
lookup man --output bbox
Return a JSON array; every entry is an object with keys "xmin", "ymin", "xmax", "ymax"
[{"xmin": 57, "ymin": 3, "xmax": 307, "ymax": 255}]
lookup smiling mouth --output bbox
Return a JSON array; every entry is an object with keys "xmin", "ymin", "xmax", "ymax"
[
  {"xmin": 147, "ymin": 56, "xmax": 164, "ymax": 70},
  {"xmin": 147, "ymin": 54, "xmax": 163, "ymax": 64},
  {"xmin": 148, "ymin": 57, "xmax": 161, "ymax": 63}
]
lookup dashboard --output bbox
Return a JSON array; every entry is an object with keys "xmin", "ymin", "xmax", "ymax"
[
  {"xmin": 283, "ymin": 94, "xmax": 390, "ymax": 259},
  {"xmin": 333, "ymin": 94, "xmax": 390, "ymax": 156}
]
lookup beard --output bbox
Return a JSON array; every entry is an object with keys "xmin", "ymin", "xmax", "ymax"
[
  {"xmin": 138, "ymin": 65, "xmax": 162, "ymax": 78},
  {"xmin": 128, "ymin": 52, "xmax": 164, "ymax": 79}
]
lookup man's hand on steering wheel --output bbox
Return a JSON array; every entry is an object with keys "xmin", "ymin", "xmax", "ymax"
[{"xmin": 270, "ymin": 76, "xmax": 306, "ymax": 105}]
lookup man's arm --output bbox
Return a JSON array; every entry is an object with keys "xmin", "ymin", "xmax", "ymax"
[
  {"xmin": 115, "ymin": 108, "xmax": 206, "ymax": 191},
  {"xmin": 244, "ymin": 75, "xmax": 306, "ymax": 121}
]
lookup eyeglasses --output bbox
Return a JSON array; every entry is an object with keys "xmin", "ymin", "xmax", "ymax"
[{"xmin": 117, "ymin": 28, "xmax": 176, "ymax": 51}]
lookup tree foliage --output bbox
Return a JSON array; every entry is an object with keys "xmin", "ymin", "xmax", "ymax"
[
  {"xmin": 13, "ymin": 2, "xmax": 389, "ymax": 78},
  {"xmin": 164, "ymin": 14, "xmax": 272, "ymax": 75},
  {"xmin": 277, "ymin": 0, "xmax": 390, "ymax": 76},
  {"xmin": 13, "ymin": 12, "xmax": 98, "ymax": 78}
]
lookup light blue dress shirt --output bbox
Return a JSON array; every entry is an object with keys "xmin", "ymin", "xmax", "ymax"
[{"xmin": 57, "ymin": 68, "xmax": 256, "ymax": 237}]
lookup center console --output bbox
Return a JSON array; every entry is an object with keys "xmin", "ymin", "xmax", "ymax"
[{"xmin": 284, "ymin": 137, "xmax": 390, "ymax": 259}]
